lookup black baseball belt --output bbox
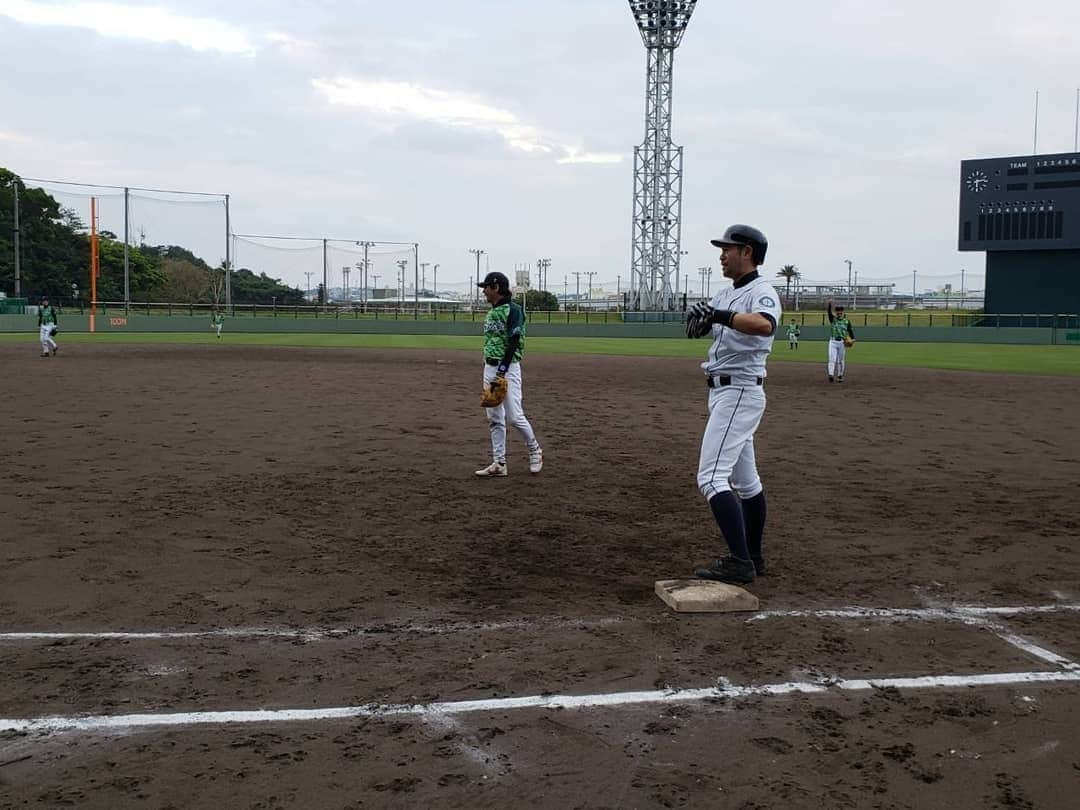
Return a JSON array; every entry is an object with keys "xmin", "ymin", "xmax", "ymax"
[{"xmin": 707, "ymin": 375, "xmax": 764, "ymax": 388}]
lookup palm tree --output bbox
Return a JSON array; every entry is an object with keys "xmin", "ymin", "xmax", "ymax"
[{"xmin": 776, "ymin": 265, "xmax": 800, "ymax": 306}]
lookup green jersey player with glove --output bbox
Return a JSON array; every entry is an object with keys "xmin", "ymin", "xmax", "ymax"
[{"xmin": 475, "ymin": 271, "xmax": 543, "ymax": 478}]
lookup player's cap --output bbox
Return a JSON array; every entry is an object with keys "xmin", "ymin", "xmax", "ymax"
[
  {"xmin": 477, "ymin": 271, "xmax": 510, "ymax": 290},
  {"xmin": 834, "ymin": 304, "xmax": 845, "ymax": 311},
  {"xmin": 710, "ymin": 224, "xmax": 768, "ymax": 264}
]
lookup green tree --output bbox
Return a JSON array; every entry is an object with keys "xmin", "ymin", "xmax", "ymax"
[
  {"xmin": 230, "ymin": 268, "xmax": 305, "ymax": 305},
  {"xmin": 1, "ymin": 168, "xmax": 89, "ymax": 301},
  {"xmin": 776, "ymin": 264, "xmax": 800, "ymax": 305},
  {"xmin": 97, "ymin": 237, "xmax": 166, "ymax": 301},
  {"xmin": 157, "ymin": 257, "xmax": 211, "ymax": 303},
  {"xmin": 524, "ymin": 289, "xmax": 559, "ymax": 311}
]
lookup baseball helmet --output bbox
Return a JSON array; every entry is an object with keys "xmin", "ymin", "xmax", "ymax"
[{"xmin": 710, "ymin": 224, "xmax": 768, "ymax": 265}]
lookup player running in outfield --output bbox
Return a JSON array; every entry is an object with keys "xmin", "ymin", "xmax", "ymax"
[
  {"xmin": 475, "ymin": 271, "xmax": 543, "ymax": 478},
  {"xmin": 785, "ymin": 320, "xmax": 800, "ymax": 350},
  {"xmin": 826, "ymin": 300, "xmax": 855, "ymax": 382},
  {"xmin": 211, "ymin": 310, "xmax": 225, "ymax": 339},
  {"xmin": 684, "ymin": 224, "xmax": 779, "ymax": 584},
  {"xmin": 38, "ymin": 296, "xmax": 59, "ymax": 357}
]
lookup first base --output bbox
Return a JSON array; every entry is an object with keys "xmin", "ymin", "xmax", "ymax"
[{"xmin": 655, "ymin": 579, "xmax": 760, "ymax": 613}]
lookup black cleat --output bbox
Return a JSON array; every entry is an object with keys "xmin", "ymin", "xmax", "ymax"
[
  {"xmin": 695, "ymin": 555, "xmax": 756, "ymax": 585},
  {"xmin": 837, "ymin": 376, "xmax": 844, "ymax": 383},
  {"xmin": 828, "ymin": 376, "xmax": 834, "ymax": 383},
  {"xmin": 751, "ymin": 557, "xmax": 767, "ymax": 576}
]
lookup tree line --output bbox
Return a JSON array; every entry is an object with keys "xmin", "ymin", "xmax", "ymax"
[{"xmin": 0, "ymin": 168, "xmax": 305, "ymax": 305}]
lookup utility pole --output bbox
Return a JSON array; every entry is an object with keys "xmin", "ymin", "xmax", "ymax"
[
  {"xmin": 433, "ymin": 263, "xmax": 439, "ymax": 298},
  {"xmin": 704, "ymin": 267, "xmax": 712, "ymax": 298},
  {"xmin": 853, "ymin": 270, "xmax": 858, "ymax": 309},
  {"xmin": 396, "ymin": 258, "xmax": 408, "ymax": 303},
  {"xmin": 572, "ymin": 271, "xmax": 582, "ymax": 312},
  {"xmin": 913, "ymin": 270, "xmax": 917, "ymax": 306},
  {"xmin": 304, "ymin": 271, "xmax": 314, "ymax": 301},
  {"xmin": 371, "ymin": 273, "xmax": 380, "ymax": 297},
  {"xmin": 469, "ymin": 248, "xmax": 485, "ymax": 307},
  {"xmin": 844, "ymin": 259, "xmax": 853, "ymax": 302},
  {"xmin": 420, "ymin": 262, "xmax": 430, "ymax": 294},
  {"xmin": 585, "ymin": 271, "xmax": 597, "ymax": 309},
  {"xmin": 12, "ymin": 181, "xmax": 20, "ymax": 298},
  {"xmin": 322, "ymin": 238, "xmax": 328, "ymax": 305},
  {"xmin": 961, "ymin": 268, "xmax": 966, "ymax": 307},
  {"xmin": 564, "ymin": 275, "xmax": 568, "ymax": 305},
  {"xmin": 697, "ymin": 266, "xmax": 708, "ymax": 299},
  {"xmin": 342, "ymin": 266, "xmax": 350, "ymax": 301}
]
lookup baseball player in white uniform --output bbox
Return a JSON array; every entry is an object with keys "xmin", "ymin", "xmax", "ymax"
[{"xmin": 684, "ymin": 225, "xmax": 780, "ymax": 584}]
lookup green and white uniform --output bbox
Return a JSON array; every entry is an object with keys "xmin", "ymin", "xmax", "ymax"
[
  {"xmin": 481, "ymin": 296, "xmax": 539, "ymax": 465},
  {"xmin": 211, "ymin": 312, "xmax": 224, "ymax": 338},
  {"xmin": 785, "ymin": 323, "xmax": 800, "ymax": 348},
  {"xmin": 38, "ymin": 304, "xmax": 58, "ymax": 355},
  {"xmin": 826, "ymin": 305, "xmax": 855, "ymax": 379}
]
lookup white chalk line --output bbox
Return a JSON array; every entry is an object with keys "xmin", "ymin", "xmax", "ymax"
[
  {"xmin": 3, "ymin": 669, "xmax": 1079, "ymax": 735},
  {"xmin": 3, "ymin": 602, "xmax": 1078, "ymax": 643},
  {"xmin": 0, "ymin": 616, "xmax": 626, "ymax": 643}
]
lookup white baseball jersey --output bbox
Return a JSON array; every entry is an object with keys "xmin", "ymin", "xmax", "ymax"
[{"xmin": 700, "ymin": 273, "xmax": 783, "ymax": 379}]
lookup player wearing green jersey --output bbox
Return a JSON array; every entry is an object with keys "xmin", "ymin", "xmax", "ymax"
[
  {"xmin": 826, "ymin": 300, "xmax": 855, "ymax": 382},
  {"xmin": 211, "ymin": 310, "xmax": 225, "ymax": 339},
  {"xmin": 785, "ymin": 321, "xmax": 800, "ymax": 350},
  {"xmin": 475, "ymin": 271, "xmax": 543, "ymax": 477},
  {"xmin": 37, "ymin": 297, "xmax": 59, "ymax": 357}
]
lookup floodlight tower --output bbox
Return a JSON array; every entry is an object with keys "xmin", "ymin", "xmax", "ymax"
[{"xmin": 627, "ymin": 0, "xmax": 697, "ymax": 311}]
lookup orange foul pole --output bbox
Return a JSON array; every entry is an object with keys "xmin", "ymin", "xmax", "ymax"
[{"xmin": 90, "ymin": 197, "xmax": 99, "ymax": 333}]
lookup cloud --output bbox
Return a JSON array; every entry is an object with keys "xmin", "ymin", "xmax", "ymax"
[
  {"xmin": 0, "ymin": 0, "xmax": 255, "ymax": 55},
  {"xmin": 311, "ymin": 75, "xmax": 623, "ymax": 165}
]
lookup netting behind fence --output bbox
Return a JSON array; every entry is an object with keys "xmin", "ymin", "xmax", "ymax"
[{"xmin": 232, "ymin": 236, "xmax": 418, "ymax": 303}]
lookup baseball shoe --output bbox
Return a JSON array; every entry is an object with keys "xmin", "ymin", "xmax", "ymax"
[
  {"xmin": 827, "ymin": 376, "xmax": 834, "ymax": 383},
  {"xmin": 837, "ymin": 376, "xmax": 844, "ymax": 383},
  {"xmin": 695, "ymin": 555, "xmax": 756, "ymax": 585},
  {"xmin": 475, "ymin": 461, "xmax": 507, "ymax": 477},
  {"xmin": 528, "ymin": 447, "xmax": 543, "ymax": 474},
  {"xmin": 51, "ymin": 346, "xmax": 58, "ymax": 356},
  {"xmin": 40, "ymin": 352, "xmax": 50, "ymax": 357},
  {"xmin": 751, "ymin": 557, "xmax": 767, "ymax": 576}
]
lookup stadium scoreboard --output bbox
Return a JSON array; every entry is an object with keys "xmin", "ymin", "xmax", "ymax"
[{"xmin": 958, "ymin": 151, "xmax": 1080, "ymax": 251}]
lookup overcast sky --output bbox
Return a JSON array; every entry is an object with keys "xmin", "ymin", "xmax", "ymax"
[{"xmin": 2, "ymin": 0, "xmax": 1079, "ymax": 295}]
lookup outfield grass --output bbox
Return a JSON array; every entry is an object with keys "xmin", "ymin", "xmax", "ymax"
[{"xmin": 3, "ymin": 331, "xmax": 1078, "ymax": 376}]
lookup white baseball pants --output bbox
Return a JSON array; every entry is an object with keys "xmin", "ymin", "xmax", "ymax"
[
  {"xmin": 827, "ymin": 339, "xmax": 847, "ymax": 377},
  {"xmin": 483, "ymin": 362, "xmax": 538, "ymax": 464},
  {"xmin": 39, "ymin": 325, "xmax": 57, "ymax": 354},
  {"xmin": 697, "ymin": 384, "xmax": 766, "ymax": 500}
]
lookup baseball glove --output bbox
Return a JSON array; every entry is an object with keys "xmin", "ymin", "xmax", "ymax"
[
  {"xmin": 481, "ymin": 375, "xmax": 508, "ymax": 408},
  {"xmin": 685, "ymin": 302, "xmax": 715, "ymax": 339},
  {"xmin": 49, "ymin": 326, "xmax": 59, "ymax": 337},
  {"xmin": 843, "ymin": 336, "xmax": 854, "ymax": 348}
]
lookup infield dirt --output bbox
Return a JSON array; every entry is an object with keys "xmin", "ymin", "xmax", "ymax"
[{"xmin": 2, "ymin": 344, "xmax": 1078, "ymax": 809}]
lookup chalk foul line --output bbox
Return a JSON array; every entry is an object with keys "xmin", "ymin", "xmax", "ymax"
[{"xmin": 2, "ymin": 669, "xmax": 1079, "ymax": 735}]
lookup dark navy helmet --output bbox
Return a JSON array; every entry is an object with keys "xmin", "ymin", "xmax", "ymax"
[{"xmin": 710, "ymin": 224, "xmax": 768, "ymax": 265}]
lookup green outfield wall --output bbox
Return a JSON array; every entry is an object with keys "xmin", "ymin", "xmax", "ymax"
[{"xmin": 2, "ymin": 314, "xmax": 1077, "ymax": 345}]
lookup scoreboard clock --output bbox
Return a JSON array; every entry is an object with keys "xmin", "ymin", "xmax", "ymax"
[{"xmin": 958, "ymin": 151, "xmax": 1080, "ymax": 251}]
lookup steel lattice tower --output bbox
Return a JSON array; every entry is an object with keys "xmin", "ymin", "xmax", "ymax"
[{"xmin": 628, "ymin": 0, "xmax": 696, "ymax": 311}]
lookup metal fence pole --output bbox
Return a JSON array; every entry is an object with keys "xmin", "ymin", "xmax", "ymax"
[
  {"xmin": 12, "ymin": 181, "xmax": 21, "ymax": 297},
  {"xmin": 123, "ymin": 187, "xmax": 130, "ymax": 311},
  {"xmin": 224, "ymin": 194, "xmax": 232, "ymax": 311}
]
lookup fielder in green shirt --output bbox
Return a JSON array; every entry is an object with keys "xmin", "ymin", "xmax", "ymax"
[
  {"xmin": 826, "ymin": 300, "xmax": 855, "ymax": 382},
  {"xmin": 37, "ymin": 296, "xmax": 59, "ymax": 357},
  {"xmin": 475, "ymin": 271, "xmax": 543, "ymax": 478}
]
